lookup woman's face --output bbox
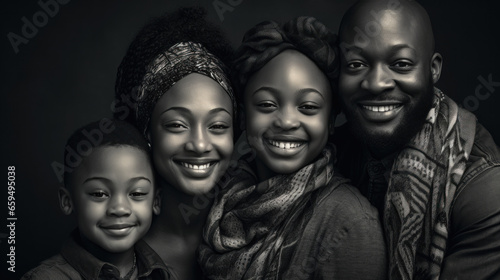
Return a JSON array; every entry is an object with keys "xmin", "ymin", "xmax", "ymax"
[
  {"xmin": 149, "ymin": 73, "xmax": 234, "ymax": 195},
  {"xmin": 244, "ymin": 50, "xmax": 332, "ymax": 175}
]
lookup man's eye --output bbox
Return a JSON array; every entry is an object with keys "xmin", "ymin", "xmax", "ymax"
[
  {"xmin": 347, "ymin": 62, "xmax": 366, "ymax": 69},
  {"xmin": 392, "ymin": 61, "xmax": 413, "ymax": 69}
]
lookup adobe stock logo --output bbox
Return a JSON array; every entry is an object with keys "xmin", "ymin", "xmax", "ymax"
[
  {"xmin": 7, "ymin": 0, "xmax": 71, "ymax": 54},
  {"xmin": 212, "ymin": 0, "xmax": 243, "ymax": 22}
]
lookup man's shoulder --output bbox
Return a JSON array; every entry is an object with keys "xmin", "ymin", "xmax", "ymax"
[
  {"xmin": 21, "ymin": 254, "xmax": 81, "ymax": 280},
  {"xmin": 460, "ymin": 122, "xmax": 500, "ymax": 188}
]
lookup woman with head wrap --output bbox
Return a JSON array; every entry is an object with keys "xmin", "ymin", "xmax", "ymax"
[
  {"xmin": 199, "ymin": 17, "xmax": 387, "ymax": 279},
  {"xmin": 115, "ymin": 7, "xmax": 236, "ymax": 279}
]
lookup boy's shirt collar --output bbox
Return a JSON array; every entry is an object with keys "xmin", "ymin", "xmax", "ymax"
[{"xmin": 61, "ymin": 229, "xmax": 175, "ymax": 279}]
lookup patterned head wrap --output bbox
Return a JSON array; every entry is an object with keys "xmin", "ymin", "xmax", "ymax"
[
  {"xmin": 135, "ymin": 41, "xmax": 235, "ymax": 137},
  {"xmin": 234, "ymin": 16, "xmax": 339, "ymax": 112}
]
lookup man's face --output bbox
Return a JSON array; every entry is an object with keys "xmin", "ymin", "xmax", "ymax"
[{"xmin": 339, "ymin": 9, "xmax": 440, "ymax": 157}]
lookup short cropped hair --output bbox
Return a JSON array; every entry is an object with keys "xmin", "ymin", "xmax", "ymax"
[{"xmin": 63, "ymin": 118, "xmax": 150, "ymax": 188}]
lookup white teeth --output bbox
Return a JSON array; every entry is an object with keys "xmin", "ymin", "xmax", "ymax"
[
  {"xmin": 268, "ymin": 140, "xmax": 303, "ymax": 149},
  {"xmin": 181, "ymin": 162, "xmax": 211, "ymax": 170},
  {"xmin": 363, "ymin": 105, "xmax": 400, "ymax": 112}
]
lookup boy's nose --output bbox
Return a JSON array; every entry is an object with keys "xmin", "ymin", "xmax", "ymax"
[{"xmin": 106, "ymin": 195, "xmax": 132, "ymax": 217}]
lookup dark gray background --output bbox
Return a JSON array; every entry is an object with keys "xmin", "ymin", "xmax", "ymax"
[{"xmin": 1, "ymin": 0, "xmax": 499, "ymax": 279}]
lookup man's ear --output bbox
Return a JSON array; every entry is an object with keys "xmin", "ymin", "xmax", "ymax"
[
  {"xmin": 430, "ymin": 52, "xmax": 443, "ymax": 84},
  {"xmin": 58, "ymin": 187, "xmax": 73, "ymax": 215},
  {"xmin": 153, "ymin": 188, "xmax": 161, "ymax": 215}
]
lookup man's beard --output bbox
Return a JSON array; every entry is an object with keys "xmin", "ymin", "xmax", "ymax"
[{"xmin": 345, "ymin": 86, "xmax": 435, "ymax": 159}]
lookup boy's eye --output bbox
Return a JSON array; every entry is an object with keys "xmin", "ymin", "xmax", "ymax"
[
  {"xmin": 89, "ymin": 191, "xmax": 109, "ymax": 198},
  {"xmin": 130, "ymin": 191, "xmax": 149, "ymax": 200}
]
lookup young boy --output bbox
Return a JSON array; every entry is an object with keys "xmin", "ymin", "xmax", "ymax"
[{"xmin": 22, "ymin": 119, "xmax": 175, "ymax": 280}]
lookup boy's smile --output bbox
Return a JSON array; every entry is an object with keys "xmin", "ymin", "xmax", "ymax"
[{"xmin": 66, "ymin": 146, "xmax": 159, "ymax": 253}]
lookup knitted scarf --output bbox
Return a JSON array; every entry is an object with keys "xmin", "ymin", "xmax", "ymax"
[
  {"xmin": 199, "ymin": 147, "xmax": 343, "ymax": 279},
  {"xmin": 385, "ymin": 89, "xmax": 476, "ymax": 280}
]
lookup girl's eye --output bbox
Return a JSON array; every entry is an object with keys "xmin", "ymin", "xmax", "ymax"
[
  {"xmin": 256, "ymin": 101, "xmax": 277, "ymax": 112},
  {"xmin": 298, "ymin": 103, "xmax": 321, "ymax": 115}
]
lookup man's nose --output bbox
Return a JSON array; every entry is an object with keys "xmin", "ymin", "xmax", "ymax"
[{"xmin": 361, "ymin": 64, "xmax": 395, "ymax": 94}]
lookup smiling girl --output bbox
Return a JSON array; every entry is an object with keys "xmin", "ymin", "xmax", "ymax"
[{"xmin": 199, "ymin": 17, "xmax": 387, "ymax": 279}]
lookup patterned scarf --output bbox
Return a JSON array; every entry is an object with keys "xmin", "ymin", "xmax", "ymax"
[
  {"xmin": 385, "ymin": 89, "xmax": 476, "ymax": 280},
  {"xmin": 199, "ymin": 147, "xmax": 342, "ymax": 279}
]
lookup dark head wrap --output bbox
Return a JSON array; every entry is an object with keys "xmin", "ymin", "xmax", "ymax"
[
  {"xmin": 234, "ymin": 16, "xmax": 340, "ymax": 113},
  {"xmin": 114, "ymin": 7, "xmax": 236, "ymax": 137}
]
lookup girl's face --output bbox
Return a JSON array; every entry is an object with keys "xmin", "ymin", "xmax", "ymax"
[
  {"xmin": 149, "ymin": 73, "xmax": 234, "ymax": 195},
  {"xmin": 244, "ymin": 50, "xmax": 332, "ymax": 176}
]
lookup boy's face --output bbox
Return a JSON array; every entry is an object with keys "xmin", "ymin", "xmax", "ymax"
[
  {"xmin": 244, "ymin": 50, "xmax": 332, "ymax": 175},
  {"xmin": 149, "ymin": 73, "xmax": 234, "ymax": 196},
  {"xmin": 66, "ymin": 146, "xmax": 158, "ymax": 253}
]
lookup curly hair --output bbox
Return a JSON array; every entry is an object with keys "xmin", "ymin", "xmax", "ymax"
[{"xmin": 114, "ymin": 7, "xmax": 235, "ymax": 126}]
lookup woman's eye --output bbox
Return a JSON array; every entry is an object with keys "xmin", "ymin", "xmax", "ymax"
[
  {"xmin": 164, "ymin": 122, "xmax": 188, "ymax": 132},
  {"xmin": 210, "ymin": 123, "xmax": 230, "ymax": 130}
]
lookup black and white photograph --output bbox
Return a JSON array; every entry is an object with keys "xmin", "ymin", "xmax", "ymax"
[{"xmin": 2, "ymin": 0, "xmax": 500, "ymax": 279}]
